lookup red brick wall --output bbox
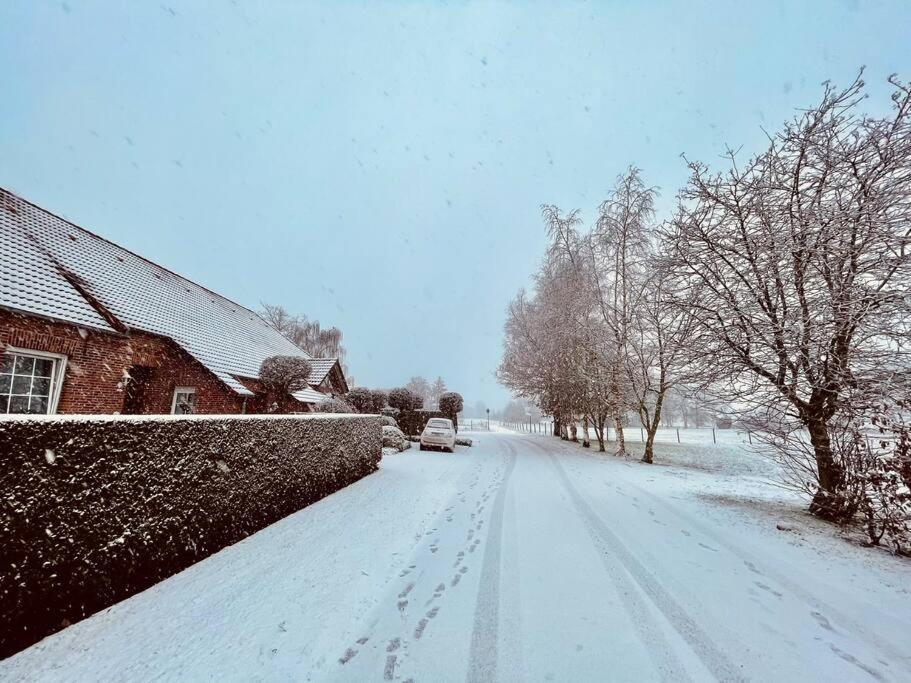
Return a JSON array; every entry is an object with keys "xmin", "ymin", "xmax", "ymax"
[
  {"xmin": 0, "ymin": 309, "xmax": 244, "ymax": 415},
  {"xmin": 0, "ymin": 309, "xmax": 132, "ymax": 413},
  {"xmin": 126, "ymin": 333, "xmax": 244, "ymax": 415}
]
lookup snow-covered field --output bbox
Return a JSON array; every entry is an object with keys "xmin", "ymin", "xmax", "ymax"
[{"xmin": 2, "ymin": 432, "xmax": 909, "ymax": 682}]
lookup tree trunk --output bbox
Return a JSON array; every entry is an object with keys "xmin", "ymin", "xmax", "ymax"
[
  {"xmin": 569, "ymin": 420, "xmax": 578, "ymax": 442},
  {"xmin": 642, "ymin": 421, "xmax": 660, "ymax": 464},
  {"xmin": 581, "ymin": 416, "xmax": 590, "ymax": 448},
  {"xmin": 595, "ymin": 415, "xmax": 606, "ymax": 452},
  {"xmin": 553, "ymin": 415, "xmax": 562, "ymax": 439},
  {"xmin": 805, "ymin": 412, "xmax": 847, "ymax": 521},
  {"xmin": 642, "ymin": 386, "xmax": 666, "ymax": 465},
  {"xmin": 614, "ymin": 414, "xmax": 626, "ymax": 456}
]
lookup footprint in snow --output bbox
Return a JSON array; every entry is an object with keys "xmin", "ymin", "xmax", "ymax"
[
  {"xmin": 811, "ymin": 611, "xmax": 835, "ymax": 632},
  {"xmin": 384, "ymin": 655, "xmax": 397, "ymax": 680}
]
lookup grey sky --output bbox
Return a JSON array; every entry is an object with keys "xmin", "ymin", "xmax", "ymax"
[{"xmin": 1, "ymin": 1, "xmax": 909, "ymax": 409}]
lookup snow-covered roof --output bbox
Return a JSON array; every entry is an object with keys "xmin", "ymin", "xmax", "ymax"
[
  {"xmin": 291, "ymin": 387, "xmax": 329, "ymax": 404},
  {"xmin": 0, "ymin": 188, "xmax": 338, "ymax": 399},
  {"xmin": 1, "ymin": 194, "xmax": 116, "ymax": 333},
  {"xmin": 307, "ymin": 358, "xmax": 339, "ymax": 386}
]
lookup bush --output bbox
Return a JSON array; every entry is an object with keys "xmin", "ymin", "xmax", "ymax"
[
  {"xmin": 371, "ymin": 389, "xmax": 388, "ymax": 413},
  {"xmin": 381, "ymin": 406, "xmax": 400, "ymax": 418},
  {"xmin": 259, "ymin": 356, "xmax": 313, "ymax": 394},
  {"xmin": 314, "ymin": 397, "xmax": 356, "ymax": 413},
  {"xmin": 0, "ymin": 413, "xmax": 382, "ymax": 658},
  {"xmin": 396, "ymin": 409, "xmax": 446, "ymax": 436},
  {"xmin": 439, "ymin": 391, "xmax": 464, "ymax": 432},
  {"xmin": 389, "ymin": 387, "xmax": 423, "ymax": 411},
  {"xmin": 345, "ymin": 387, "xmax": 374, "ymax": 413},
  {"xmin": 379, "ymin": 415, "xmax": 398, "ymax": 427},
  {"xmin": 382, "ymin": 425, "xmax": 410, "ymax": 452},
  {"xmin": 259, "ymin": 356, "xmax": 313, "ymax": 413}
]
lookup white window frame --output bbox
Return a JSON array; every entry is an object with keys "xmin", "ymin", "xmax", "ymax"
[
  {"xmin": 2, "ymin": 347, "xmax": 68, "ymax": 415},
  {"xmin": 171, "ymin": 386, "xmax": 197, "ymax": 415}
]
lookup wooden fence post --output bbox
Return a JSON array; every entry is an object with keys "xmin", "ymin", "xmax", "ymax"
[{"xmin": 676, "ymin": 428, "xmax": 680, "ymax": 444}]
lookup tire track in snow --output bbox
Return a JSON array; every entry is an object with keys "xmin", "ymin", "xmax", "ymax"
[
  {"xmin": 465, "ymin": 439, "xmax": 517, "ymax": 683},
  {"xmin": 611, "ymin": 470, "xmax": 910, "ymax": 677},
  {"xmin": 540, "ymin": 441, "xmax": 745, "ymax": 683}
]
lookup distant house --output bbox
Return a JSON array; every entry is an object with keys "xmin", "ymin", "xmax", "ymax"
[{"xmin": 0, "ymin": 187, "xmax": 348, "ymax": 415}]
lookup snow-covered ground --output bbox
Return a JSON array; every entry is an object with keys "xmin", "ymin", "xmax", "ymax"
[{"xmin": 3, "ymin": 432, "xmax": 910, "ymax": 682}]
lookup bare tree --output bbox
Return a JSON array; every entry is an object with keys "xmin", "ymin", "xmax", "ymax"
[
  {"xmin": 261, "ymin": 303, "xmax": 347, "ymax": 365},
  {"xmin": 589, "ymin": 168, "xmax": 657, "ymax": 455},
  {"xmin": 663, "ymin": 73, "xmax": 911, "ymax": 519},
  {"xmin": 627, "ymin": 264, "xmax": 699, "ymax": 463}
]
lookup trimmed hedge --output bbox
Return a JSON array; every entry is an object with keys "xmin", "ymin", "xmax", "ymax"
[
  {"xmin": 0, "ymin": 413, "xmax": 381, "ymax": 659},
  {"xmin": 395, "ymin": 409, "xmax": 447, "ymax": 436}
]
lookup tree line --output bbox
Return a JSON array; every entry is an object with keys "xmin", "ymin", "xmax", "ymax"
[{"xmin": 499, "ymin": 72, "xmax": 911, "ymax": 549}]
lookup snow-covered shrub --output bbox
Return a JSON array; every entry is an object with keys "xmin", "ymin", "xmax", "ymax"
[
  {"xmin": 396, "ymin": 409, "xmax": 447, "ymax": 436},
  {"xmin": 381, "ymin": 406, "xmax": 399, "ymax": 418},
  {"xmin": 389, "ymin": 387, "xmax": 423, "ymax": 411},
  {"xmin": 861, "ymin": 404, "xmax": 911, "ymax": 555},
  {"xmin": 345, "ymin": 387, "xmax": 374, "ymax": 413},
  {"xmin": 382, "ymin": 425, "xmax": 410, "ymax": 452},
  {"xmin": 0, "ymin": 413, "xmax": 381, "ymax": 658},
  {"xmin": 760, "ymin": 402, "xmax": 911, "ymax": 554},
  {"xmin": 379, "ymin": 415, "xmax": 398, "ymax": 427},
  {"xmin": 259, "ymin": 355, "xmax": 312, "ymax": 394},
  {"xmin": 313, "ymin": 397, "xmax": 356, "ymax": 413},
  {"xmin": 455, "ymin": 436, "xmax": 473, "ymax": 447},
  {"xmin": 439, "ymin": 391, "xmax": 464, "ymax": 431},
  {"xmin": 259, "ymin": 355, "xmax": 312, "ymax": 413},
  {"xmin": 371, "ymin": 389, "xmax": 388, "ymax": 413}
]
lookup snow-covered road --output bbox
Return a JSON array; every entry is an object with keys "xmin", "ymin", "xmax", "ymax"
[{"xmin": 3, "ymin": 432, "xmax": 910, "ymax": 682}]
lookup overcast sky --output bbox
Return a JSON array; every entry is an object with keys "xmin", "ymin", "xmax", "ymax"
[{"xmin": 1, "ymin": 1, "xmax": 909, "ymax": 410}]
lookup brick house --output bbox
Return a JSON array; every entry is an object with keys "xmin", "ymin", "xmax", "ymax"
[{"xmin": 0, "ymin": 187, "xmax": 348, "ymax": 415}]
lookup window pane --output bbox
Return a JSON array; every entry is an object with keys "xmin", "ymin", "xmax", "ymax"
[
  {"xmin": 0, "ymin": 374, "xmax": 10, "ymax": 393},
  {"xmin": 174, "ymin": 390, "xmax": 196, "ymax": 414},
  {"xmin": 12, "ymin": 376, "xmax": 32, "ymax": 395},
  {"xmin": 28, "ymin": 396, "xmax": 49, "ymax": 414},
  {"xmin": 0, "ymin": 355, "xmax": 13, "ymax": 373},
  {"xmin": 8, "ymin": 396, "xmax": 30, "ymax": 413},
  {"xmin": 33, "ymin": 358, "xmax": 53, "ymax": 378},
  {"xmin": 13, "ymin": 356, "xmax": 34, "ymax": 375},
  {"xmin": 32, "ymin": 377, "xmax": 51, "ymax": 397}
]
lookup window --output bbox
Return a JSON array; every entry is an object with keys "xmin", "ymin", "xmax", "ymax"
[
  {"xmin": 171, "ymin": 387, "xmax": 197, "ymax": 414},
  {"xmin": 1, "ymin": 349, "xmax": 67, "ymax": 415}
]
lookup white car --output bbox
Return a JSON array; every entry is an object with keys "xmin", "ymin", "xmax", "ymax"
[{"xmin": 420, "ymin": 418, "xmax": 456, "ymax": 452}]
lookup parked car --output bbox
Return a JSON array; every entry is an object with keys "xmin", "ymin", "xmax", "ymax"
[{"xmin": 420, "ymin": 418, "xmax": 456, "ymax": 452}]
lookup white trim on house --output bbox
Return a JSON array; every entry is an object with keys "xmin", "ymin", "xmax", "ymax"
[
  {"xmin": 170, "ymin": 386, "xmax": 197, "ymax": 415},
  {"xmin": 1, "ymin": 346, "xmax": 68, "ymax": 415}
]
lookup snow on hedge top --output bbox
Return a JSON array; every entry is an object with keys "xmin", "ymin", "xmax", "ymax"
[
  {"xmin": 0, "ymin": 188, "xmax": 324, "ymax": 397},
  {"xmin": 0, "ymin": 411, "xmax": 371, "ymax": 423}
]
